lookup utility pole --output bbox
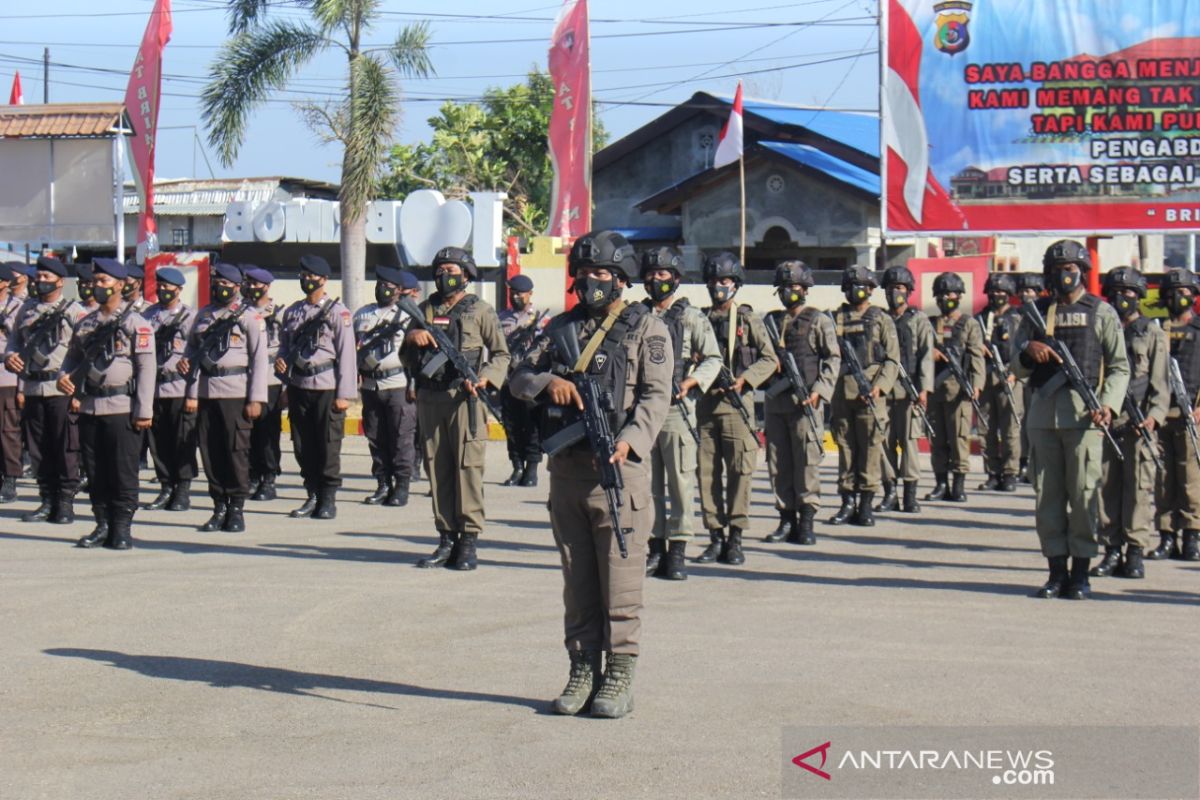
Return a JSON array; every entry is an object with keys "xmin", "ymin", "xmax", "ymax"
[{"xmin": 43, "ymin": 47, "xmax": 49, "ymax": 103}]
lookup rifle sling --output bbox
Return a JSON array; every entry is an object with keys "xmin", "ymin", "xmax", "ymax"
[{"xmin": 573, "ymin": 305, "xmax": 625, "ymax": 373}]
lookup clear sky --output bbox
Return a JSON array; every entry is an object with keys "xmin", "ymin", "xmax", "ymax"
[{"xmin": 0, "ymin": 0, "xmax": 879, "ymax": 184}]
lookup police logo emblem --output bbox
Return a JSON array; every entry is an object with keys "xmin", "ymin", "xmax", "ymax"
[
  {"xmin": 647, "ymin": 335, "xmax": 667, "ymax": 365},
  {"xmin": 593, "ymin": 353, "xmax": 608, "ymax": 370},
  {"xmin": 933, "ymin": 0, "xmax": 972, "ymax": 56}
]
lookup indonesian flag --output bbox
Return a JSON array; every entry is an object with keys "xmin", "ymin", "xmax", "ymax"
[
  {"xmin": 713, "ymin": 81, "xmax": 744, "ymax": 169},
  {"xmin": 124, "ymin": 0, "xmax": 173, "ymax": 259},
  {"xmin": 8, "ymin": 71, "xmax": 22, "ymax": 105},
  {"xmin": 546, "ymin": 0, "xmax": 591, "ymax": 240}
]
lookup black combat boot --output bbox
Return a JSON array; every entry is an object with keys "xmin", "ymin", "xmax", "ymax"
[
  {"xmin": 924, "ymin": 473, "xmax": 948, "ymax": 501},
  {"xmin": 553, "ymin": 650, "xmax": 603, "ymax": 715},
  {"xmin": 1181, "ymin": 530, "xmax": 1200, "ymax": 561},
  {"xmin": 1146, "ymin": 531, "xmax": 1178, "ymax": 560},
  {"xmin": 501, "ymin": 458, "xmax": 524, "ymax": 486},
  {"xmin": 998, "ymin": 474, "xmax": 1017, "ymax": 492},
  {"xmin": 22, "ymin": 490, "xmax": 52, "ymax": 522},
  {"xmin": 519, "ymin": 461, "xmax": 539, "ymax": 487},
  {"xmin": 663, "ymin": 540, "xmax": 687, "ymax": 580},
  {"xmin": 853, "ymin": 492, "xmax": 875, "ymax": 526},
  {"xmin": 417, "ymin": 531, "xmax": 457, "ymax": 568},
  {"xmin": 106, "ymin": 504, "xmax": 135, "ymax": 550},
  {"xmin": 449, "ymin": 532, "xmax": 478, "ymax": 571},
  {"xmin": 720, "ymin": 527, "xmax": 745, "ymax": 565},
  {"xmin": 167, "ymin": 480, "xmax": 191, "ymax": 511},
  {"xmin": 591, "ymin": 653, "xmax": 637, "ymax": 719},
  {"xmin": 829, "ymin": 492, "xmax": 856, "ymax": 525},
  {"xmin": 143, "ymin": 483, "xmax": 173, "ymax": 510},
  {"xmin": 251, "ymin": 474, "xmax": 276, "ymax": 501},
  {"xmin": 1063, "ymin": 557, "xmax": 1092, "ymax": 600},
  {"xmin": 1116, "ymin": 545, "xmax": 1145, "ymax": 579},
  {"xmin": 76, "ymin": 505, "xmax": 110, "ymax": 548},
  {"xmin": 946, "ymin": 473, "xmax": 967, "ymax": 502},
  {"xmin": 248, "ymin": 476, "xmax": 262, "ymax": 500},
  {"xmin": 313, "ymin": 488, "xmax": 338, "ymax": 520},
  {"xmin": 978, "ymin": 474, "xmax": 999, "ymax": 491},
  {"xmin": 1089, "ymin": 545, "xmax": 1122, "ymax": 577},
  {"xmin": 363, "ymin": 477, "xmax": 390, "ymax": 505},
  {"xmin": 0, "ymin": 475, "xmax": 16, "ymax": 504},
  {"xmin": 794, "ymin": 505, "xmax": 817, "ymax": 545},
  {"xmin": 902, "ymin": 481, "xmax": 921, "ymax": 513},
  {"xmin": 694, "ymin": 529, "xmax": 724, "ymax": 563},
  {"xmin": 874, "ymin": 482, "xmax": 898, "ymax": 512},
  {"xmin": 384, "ymin": 476, "xmax": 410, "ymax": 507},
  {"xmin": 1018, "ymin": 457, "xmax": 1029, "ymax": 482},
  {"xmin": 289, "ymin": 491, "xmax": 318, "ymax": 518},
  {"xmin": 1033, "ymin": 555, "xmax": 1070, "ymax": 598},
  {"xmin": 200, "ymin": 496, "xmax": 228, "ymax": 532},
  {"xmin": 222, "ymin": 497, "xmax": 246, "ymax": 533},
  {"xmin": 765, "ymin": 509, "xmax": 795, "ymax": 543},
  {"xmin": 645, "ymin": 537, "xmax": 665, "ymax": 576},
  {"xmin": 50, "ymin": 490, "xmax": 75, "ymax": 524}
]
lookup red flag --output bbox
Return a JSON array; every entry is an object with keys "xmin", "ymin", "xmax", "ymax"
[
  {"xmin": 8, "ymin": 71, "xmax": 22, "ymax": 105},
  {"xmin": 713, "ymin": 81, "xmax": 744, "ymax": 169},
  {"xmin": 124, "ymin": 0, "xmax": 173, "ymax": 258},
  {"xmin": 546, "ymin": 0, "xmax": 591, "ymax": 240}
]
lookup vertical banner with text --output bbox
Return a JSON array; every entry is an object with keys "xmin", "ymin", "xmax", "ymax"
[
  {"xmin": 546, "ymin": 0, "xmax": 591, "ymax": 241},
  {"xmin": 124, "ymin": 0, "xmax": 173, "ymax": 260}
]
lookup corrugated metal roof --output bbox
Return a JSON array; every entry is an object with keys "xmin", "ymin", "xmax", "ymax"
[
  {"xmin": 0, "ymin": 102, "xmax": 127, "ymax": 138},
  {"xmin": 759, "ymin": 141, "xmax": 880, "ymax": 196},
  {"xmin": 123, "ymin": 177, "xmax": 339, "ymax": 216}
]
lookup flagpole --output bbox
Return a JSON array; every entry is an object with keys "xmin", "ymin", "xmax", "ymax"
[{"xmin": 739, "ymin": 154, "xmax": 746, "ymax": 265}]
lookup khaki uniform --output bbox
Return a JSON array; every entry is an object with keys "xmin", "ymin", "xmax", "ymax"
[
  {"xmin": 696, "ymin": 304, "xmax": 778, "ymax": 532},
  {"xmin": 763, "ymin": 307, "xmax": 840, "ymax": 510},
  {"xmin": 881, "ymin": 306, "xmax": 934, "ymax": 485},
  {"xmin": 977, "ymin": 306, "xmax": 1025, "ymax": 479},
  {"xmin": 928, "ymin": 312, "xmax": 986, "ymax": 475},
  {"xmin": 1013, "ymin": 294, "xmax": 1129, "ymax": 558},
  {"xmin": 405, "ymin": 292, "xmax": 510, "ymax": 537},
  {"xmin": 647, "ymin": 297, "xmax": 721, "ymax": 542},
  {"xmin": 830, "ymin": 305, "xmax": 899, "ymax": 493},
  {"xmin": 1100, "ymin": 316, "xmax": 1167, "ymax": 549},
  {"xmin": 509, "ymin": 302, "xmax": 671, "ymax": 656},
  {"xmin": 1157, "ymin": 315, "xmax": 1200, "ymax": 532}
]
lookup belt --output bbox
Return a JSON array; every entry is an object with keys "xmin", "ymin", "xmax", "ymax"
[
  {"xmin": 291, "ymin": 361, "xmax": 335, "ymax": 377},
  {"xmin": 362, "ymin": 366, "xmax": 404, "ymax": 380},
  {"xmin": 25, "ymin": 369, "xmax": 58, "ymax": 381},
  {"xmin": 200, "ymin": 365, "xmax": 248, "ymax": 378},
  {"xmin": 83, "ymin": 380, "xmax": 135, "ymax": 398},
  {"xmin": 158, "ymin": 367, "xmax": 183, "ymax": 382}
]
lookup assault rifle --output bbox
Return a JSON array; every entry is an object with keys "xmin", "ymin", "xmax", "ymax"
[
  {"xmin": 979, "ymin": 318, "xmax": 1020, "ymax": 410},
  {"xmin": 155, "ymin": 307, "xmax": 190, "ymax": 367},
  {"xmin": 69, "ymin": 301, "xmax": 138, "ymax": 398},
  {"xmin": 21, "ymin": 298, "xmax": 71, "ymax": 368},
  {"xmin": 286, "ymin": 296, "xmax": 341, "ymax": 370},
  {"xmin": 672, "ymin": 378, "xmax": 701, "ymax": 445},
  {"xmin": 895, "ymin": 360, "xmax": 936, "ymax": 440},
  {"xmin": 189, "ymin": 306, "xmax": 247, "ymax": 383},
  {"xmin": 829, "ymin": 315, "xmax": 887, "ymax": 428},
  {"xmin": 507, "ymin": 311, "xmax": 549, "ymax": 361},
  {"xmin": 1168, "ymin": 356, "xmax": 1200, "ymax": 471},
  {"xmin": 941, "ymin": 342, "xmax": 989, "ymax": 428},
  {"xmin": 1121, "ymin": 392, "xmax": 1164, "ymax": 471},
  {"xmin": 357, "ymin": 303, "xmax": 408, "ymax": 367},
  {"xmin": 713, "ymin": 364, "xmax": 759, "ymax": 439},
  {"xmin": 762, "ymin": 313, "xmax": 822, "ymax": 447}
]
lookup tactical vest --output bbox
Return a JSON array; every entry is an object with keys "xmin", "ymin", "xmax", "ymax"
[
  {"xmin": 198, "ymin": 306, "xmax": 249, "ymax": 376},
  {"xmin": 932, "ymin": 314, "xmax": 972, "ymax": 378},
  {"xmin": 838, "ymin": 306, "xmax": 886, "ymax": 367},
  {"xmin": 707, "ymin": 303, "xmax": 760, "ymax": 377},
  {"xmin": 772, "ymin": 307, "xmax": 822, "ymax": 386},
  {"xmin": 660, "ymin": 296, "xmax": 690, "ymax": 385},
  {"xmin": 418, "ymin": 294, "xmax": 482, "ymax": 389},
  {"xmin": 1168, "ymin": 314, "xmax": 1200, "ymax": 400},
  {"xmin": 1125, "ymin": 315, "xmax": 1153, "ymax": 405},
  {"xmin": 893, "ymin": 307, "xmax": 918, "ymax": 376},
  {"xmin": 1030, "ymin": 295, "xmax": 1103, "ymax": 390}
]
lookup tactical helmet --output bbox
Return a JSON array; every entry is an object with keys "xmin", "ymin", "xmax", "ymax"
[
  {"xmin": 1161, "ymin": 267, "xmax": 1200, "ymax": 294},
  {"xmin": 1042, "ymin": 239, "xmax": 1091, "ymax": 273},
  {"xmin": 639, "ymin": 246, "xmax": 684, "ymax": 279},
  {"xmin": 432, "ymin": 246, "xmax": 478, "ymax": 279},
  {"xmin": 568, "ymin": 230, "xmax": 639, "ymax": 281},
  {"xmin": 1102, "ymin": 266, "xmax": 1147, "ymax": 298},
  {"xmin": 932, "ymin": 272, "xmax": 966, "ymax": 296},
  {"xmin": 840, "ymin": 265, "xmax": 877, "ymax": 291},
  {"xmin": 1016, "ymin": 273, "xmax": 1044, "ymax": 292},
  {"xmin": 702, "ymin": 251, "xmax": 745, "ymax": 285},
  {"xmin": 774, "ymin": 259, "xmax": 813, "ymax": 288},
  {"xmin": 881, "ymin": 266, "xmax": 915, "ymax": 290},
  {"xmin": 983, "ymin": 273, "xmax": 1016, "ymax": 295}
]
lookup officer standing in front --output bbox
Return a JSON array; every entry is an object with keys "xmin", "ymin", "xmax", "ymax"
[
  {"xmin": 976, "ymin": 273, "xmax": 1024, "ymax": 492},
  {"xmin": 1093, "ymin": 267, "xmax": 1167, "ymax": 579},
  {"xmin": 5, "ymin": 256, "xmax": 86, "ymax": 524},
  {"xmin": 404, "ymin": 247, "xmax": 510, "ymax": 571},
  {"xmin": 0, "ymin": 263, "xmax": 24, "ymax": 504},
  {"xmin": 354, "ymin": 266, "xmax": 419, "ymax": 507},
  {"xmin": 183, "ymin": 262, "xmax": 268, "ymax": 533},
  {"xmin": 498, "ymin": 274, "xmax": 547, "ymax": 487},
  {"xmin": 143, "ymin": 267, "xmax": 198, "ymax": 512},
  {"xmin": 641, "ymin": 246, "xmax": 721, "ymax": 579},
  {"xmin": 763, "ymin": 260, "xmax": 840, "ymax": 545},
  {"xmin": 1016, "ymin": 273, "xmax": 1044, "ymax": 482},
  {"xmin": 242, "ymin": 266, "xmax": 284, "ymax": 501},
  {"xmin": 695, "ymin": 252, "xmax": 777, "ymax": 565},
  {"xmin": 59, "ymin": 258, "xmax": 155, "ymax": 550},
  {"xmin": 277, "ymin": 255, "xmax": 358, "ymax": 520},
  {"xmin": 509, "ymin": 230, "xmax": 671, "ymax": 719},
  {"xmin": 1012, "ymin": 240, "xmax": 1129, "ymax": 599}
]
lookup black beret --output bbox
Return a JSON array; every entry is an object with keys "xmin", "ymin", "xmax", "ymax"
[
  {"xmin": 212, "ymin": 262, "xmax": 244, "ymax": 283},
  {"xmin": 124, "ymin": 261, "xmax": 145, "ymax": 280},
  {"xmin": 507, "ymin": 274, "xmax": 534, "ymax": 293},
  {"xmin": 36, "ymin": 255, "xmax": 67, "ymax": 278},
  {"xmin": 299, "ymin": 254, "xmax": 332, "ymax": 277},
  {"xmin": 93, "ymin": 258, "xmax": 128, "ymax": 281}
]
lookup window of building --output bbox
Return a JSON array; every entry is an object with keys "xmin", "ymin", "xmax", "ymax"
[{"xmin": 172, "ymin": 229, "xmax": 190, "ymax": 247}]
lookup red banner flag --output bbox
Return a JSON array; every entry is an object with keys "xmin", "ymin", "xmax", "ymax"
[
  {"xmin": 124, "ymin": 0, "xmax": 173, "ymax": 259},
  {"xmin": 8, "ymin": 71, "xmax": 22, "ymax": 105},
  {"xmin": 546, "ymin": 0, "xmax": 591, "ymax": 240}
]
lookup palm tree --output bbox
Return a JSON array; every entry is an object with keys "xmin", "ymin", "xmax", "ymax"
[{"xmin": 201, "ymin": 0, "xmax": 433, "ymax": 313}]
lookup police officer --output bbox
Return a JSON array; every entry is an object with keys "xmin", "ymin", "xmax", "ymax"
[
  {"xmin": 241, "ymin": 266, "xmax": 284, "ymax": 501},
  {"xmin": 10, "ymin": 263, "xmax": 32, "ymax": 301},
  {"xmin": 1093, "ymin": 267, "xmax": 1167, "ymax": 579},
  {"xmin": 1151, "ymin": 267, "xmax": 1200, "ymax": 562},
  {"xmin": 1013, "ymin": 240, "xmax": 1129, "ymax": 599},
  {"xmin": 4, "ymin": 256, "xmax": 86, "ymax": 524},
  {"xmin": 354, "ymin": 266, "xmax": 419, "ymax": 507},
  {"xmin": 641, "ymin": 246, "xmax": 721, "ymax": 578},
  {"xmin": 0, "ymin": 263, "xmax": 24, "ymax": 503},
  {"xmin": 926, "ymin": 272, "xmax": 985, "ymax": 502},
  {"xmin": 58, "ymin": 258, "xmax": 155, "ymax": 550},
  {"xmin": 829, "ymin": 266, "xmax": 899, "ymax": 527},
  {"xmin": 404, "ymin": 247, "xmax": 510, "ymax": 570},
  {"xmin": 183, "ymin": 262, "xmax": 269, "ymax": 533},
  {"xmin": 763, "ymin": 260, "xmax": 840, "ymax": 545},
  {"xmin": 143, "ymin": 267, "xmax": 197, "ymax": 511},
  {"xmin": 75, "ymin": 262, "xmax": 99, "ymax": 311},
  {"xmin": 1016, "ymin": 273, "xmax": 1044, "ymax": 482},
  {"xmin": 498, "ymin": 274, "xmax": 547, "ymax": 487},
  {"xmin": 122, "ymin": 262, "xmax": 149, "ymax": 314},
  {"xmin": 976, "ymin": 273, "xmax": 1024, "ymax": 492},
  {"xmin": 878, "ymin": 266, "xmax": 933, "ymax": 513},
  {"xmin": 509, "ymin": 230, "xmax": 671, "ymax": 719}
]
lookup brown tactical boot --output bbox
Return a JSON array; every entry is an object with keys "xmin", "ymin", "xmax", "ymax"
[
  {"xmin": 553, "ymin": 650, "xmax": 603, "ymax": 715},
  {"xmin": 591, "ymin": 653, "xmax": 637, "ymax": 719}
]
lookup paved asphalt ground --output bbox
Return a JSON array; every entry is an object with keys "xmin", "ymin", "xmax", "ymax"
[{"xmin": 2, "ymin": 438, "xmax": 1198, "ymax": 799}]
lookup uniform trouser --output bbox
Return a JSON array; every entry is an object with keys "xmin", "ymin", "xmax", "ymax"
[
  {"xmin": 288, "ymin": 387, "xmax": 345, "ymax": 492},
  {"xmin": 80, "ymin": 413, "xmax": 140, "ymax": 513},
  {"xmin": 501, "ymin": 385, "xmax": 542, "ymax": 463},
  {"xmin": 418, "ymin": 389, "xmax": 487, "ymax": 535},
  {"xmin": 0, "ymin": 386, "xmax": 21, "ymax": 477},
  {"xmin": 1155, "ymin": 415, "xmax": 1200, "ymax": 531},
  {"xmin": 148, "ymin": 396, "xmax": 198, "ymax": 484},
  {"xmin": 1019, "ymin": 381, "xmax": 1033, "ymax": 463},
  {"xmin": 1030, "ymin": 426, "xmax": 1102, "ymax": 558},
  {"xmin": 697, "ymin": 405, "xmax": 759, "ymax": 531},
  {"xmin": 880, "ymin": 395, "xmax": 921, "ymax": 484},
  {"xmin": 362, "ymin": 387, "xmax": 418, "ymax": 481},
  {"xmin": 981, "ymin": 376, "xmax": 1023, "ymax": 478},
  {"xmin": 550, "ymin": 449, "xmax": 651, "ymax": 656},
  {"xmin": 765, "ymin": 405, "xmax": 824, "ymax": 510},
  {"xmin": 650, "ymin": 409, "xmax": 698, "ymax": 541},
  {"xmin": 1099, "ymin": 426, "xmax": 1157, "ymax": 549},
  {"xmin": 928, "ymin": 390, "xmax": 973, "ymax": 475},
  {"xmin": 831, "ymin": 394, "xmax": 886, "ymax": 493},
  {"xmin": 198, "ymin": 397, "xmax": 252, "ymax": 500},
  {"xmin": 22, "ymin": 394, "xmax": 80, "ymax": 494},
  {"xmin": 249, "ymin": 384, "xmax": 284, "ymax": 480}
]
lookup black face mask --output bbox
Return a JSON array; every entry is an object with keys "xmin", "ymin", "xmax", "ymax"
[
  {"xmin": 886, "ymin": 287, "xmax": 908, "ymax": 311},
  {"xmin": 845, "ymin": 284, "xmax": 870, "ymax": 305},
  {"xmin": 158, "ymin": 287, "xmax": 179, "ymax": 305},
  {"xmin": 435, "ymin": 272, "xmax": 465, "ymax": 296},
  {"xmin": 300, "ymin": 277, "xmax": 322, "ymax": 296},
  {"xmin": 989, "ymin": 293, "xmax": 1007, "ymax": 309},
  {"xmin": 708, "ymin": 283, "xmax": 737, "ymax": 305},
  {"xmin": 212, "ymin": 283, "xmax": 237, "ymax": 306},
  {"xmin": 121, "ymin": 282, "xmax": 138, "ymax": 300},
  {"xmin": 1053, "ymin": 269, "xmax": 1081, "ymax": 295},
  {"xmin": 375, "ymin": 284, "xmax": 396, "ymax": 306},
  {"xmin": 645, "ymin": 276, "xmax": 679, "ymax": 303},
  {"xmin": 511, "ymin": 296, "xmax": 529, "ymax": 312},
  {"xmin": 777, "ymin": 286, "xmax": 805, "ymax": 309},
  {"xmin": 576, "ymin": 276, "xmax": 621, "ymax": 315},
  {"xmin": 1170, "ymin": 291, "xmax": 1194, "ymax": 316},
  {"xmin": 78, "ymin": 283, "xmax": 94, "ymax": 303},
  {"xmin": 92, "ymin": 284, "xmax": 115, "ymax": 304},
  {"xmin": 242, "ymin": 286, "xmax": 266, "ymax": 304},
  {"xmin": 937, "ymin": 296, "xmax": 959, "ymax": 315},
  {"xmin": 1111, "ymin": 294, "xmax": 1138, "ymax": 319},
  {"xmin": 35, "ymin": 281, "xmax": 58, "ymax": 298}
]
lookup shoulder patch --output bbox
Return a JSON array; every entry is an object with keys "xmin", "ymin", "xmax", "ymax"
[
  {"xmin": 342, "ymin": 309, "xmax": 351, "ymax": 327},
  {"xmin": 647, "ymin": 334, "xmax": 668, "ymax": 365},
  {"xmin": 136, "ymin": 326, "xmax": 151, "ymax": 350}
]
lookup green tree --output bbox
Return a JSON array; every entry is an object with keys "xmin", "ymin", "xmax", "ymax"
[
  {"xmin": 379, "ymin": 69, "xmax": 608, "ymax": 237},
  {"xmin": 200, "ymin": 0, "xmax": 433, "ymax": 313}
]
